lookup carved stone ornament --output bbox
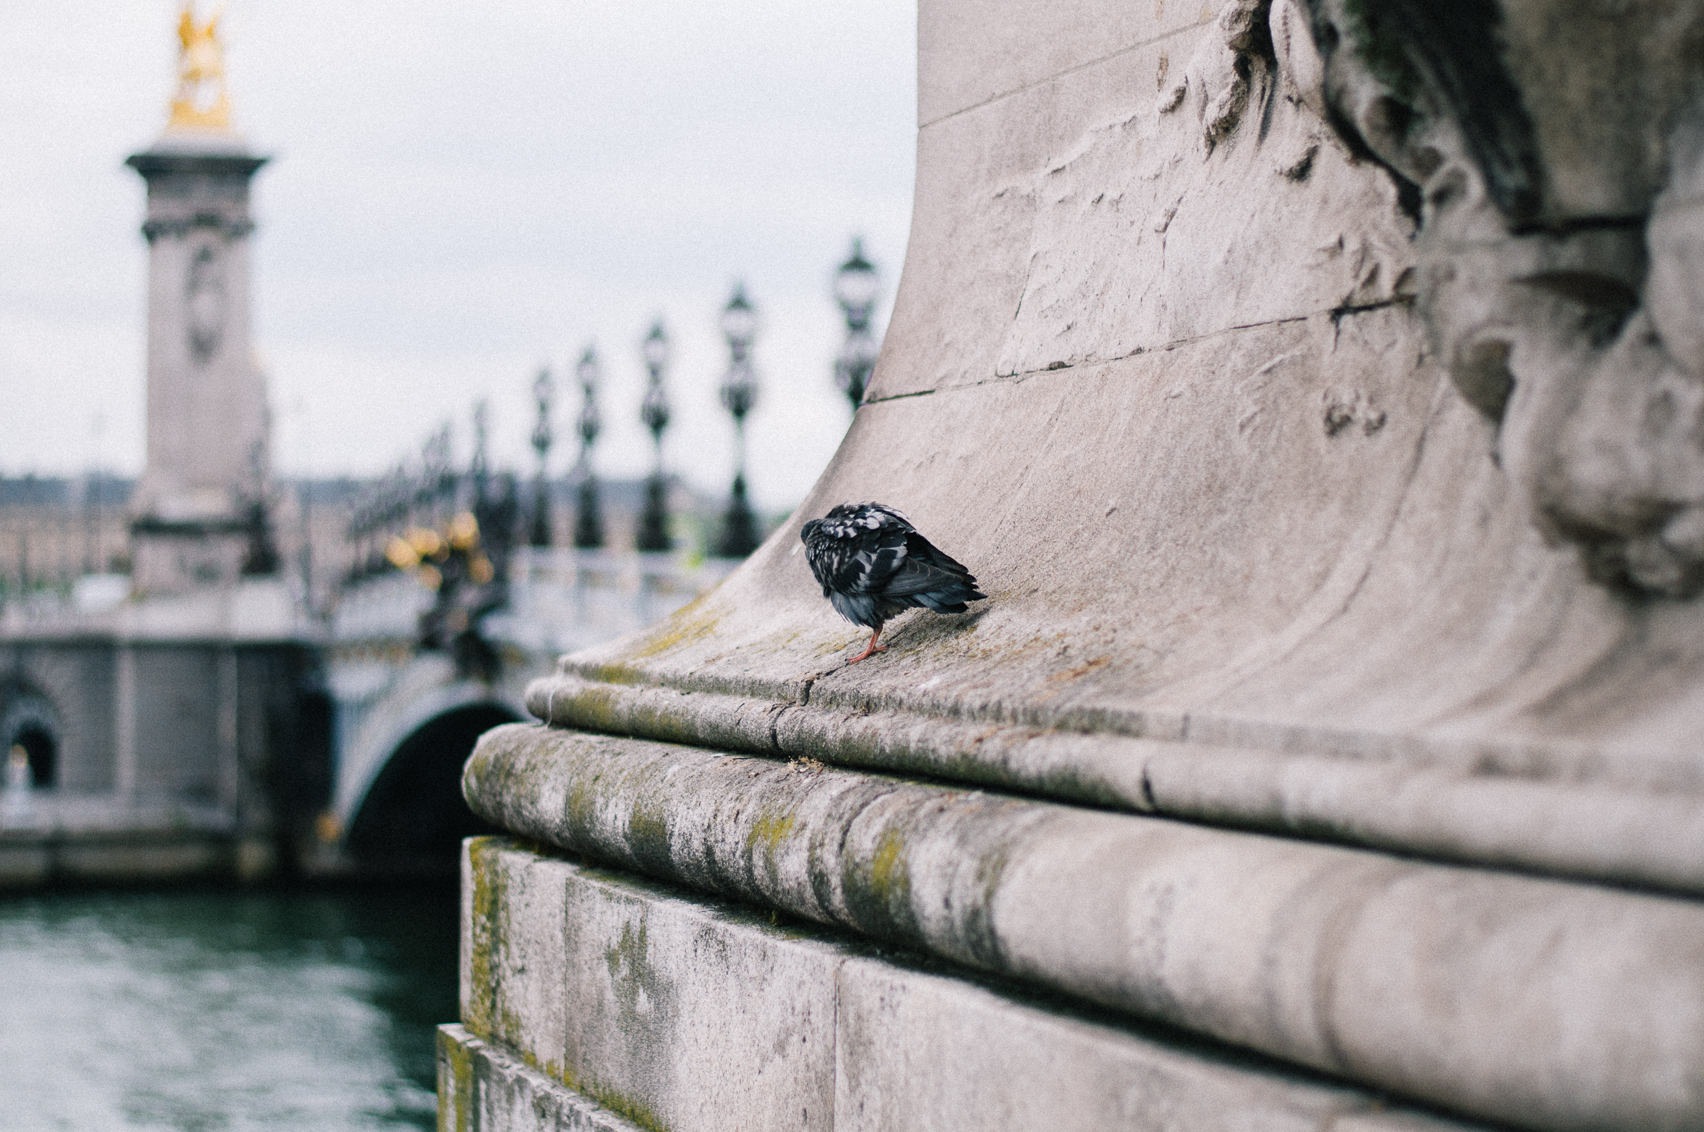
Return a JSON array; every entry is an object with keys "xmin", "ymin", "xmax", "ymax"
[
  {"xmin": 1288, "ymin": 0, "xmax": 1704, "ymax": 596},
  {"xmin": 185, "ymin": 242, "xmax": 226, "ymax": 362}
]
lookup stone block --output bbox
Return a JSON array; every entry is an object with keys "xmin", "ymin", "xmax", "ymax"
[
  {"xmin": 438, "ymin": 1025, "xmax": 644, "ymax": 1132},
  {"xmin": 918, "ymin": 0, "xmax": 1213, "ymax": 125},
  {"xmin": 462, "ymin": 838, "xmax": 842, "ymax": 1132},
  {"xmin": 832, "ymin": 958, "xmax": 1473, "ymax": 1132}
]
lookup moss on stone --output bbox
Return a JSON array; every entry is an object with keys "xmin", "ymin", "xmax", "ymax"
[
  {"xmin": 603, "ymin": 919, "xmax": 643, "ymax": 1006},
  {"xmin": 586, "ymin": 1085, "xmax": 669, "ymax": 1132},
  {"xmin": 549, "ymin": 1055, "xmax": 672, "ymax": 1132},
  {"xmin": 746, "ymin": 805, "xmax": 799, "ymax": 878},
  {"xmin": 566, "ymin": 775, "xmax": 599, "ymax": 833},
  {"xmin": 576, "ymin": 662, "xmax": 647, "ymax": 688},
  {"xmin": 436, "ymin": 1027, "xmax": 475, "ymax": 1132},
  {"xmin": 568, "ymin": 683, "xmax": 621, "ymax": 730},
  {"xmin": 868, "ymin": 825, "xmax": 911, "ymax": 911},
  {"xmin": 626, "ymin": 796, "xmax": 672, "ymax": 865},
  {"xmin": 464, "ymin": 837, "xmax": 504, "ymax": 1037},
  {"xmin": 626, "ymin": 596, "xmax": 723, "ymax": 662}
]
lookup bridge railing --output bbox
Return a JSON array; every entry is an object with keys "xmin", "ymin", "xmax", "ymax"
[
  {"xmin": 486, "ymin": 547, "xmax": 739, "ymax": 657},
  {"xmin": 329, "ymin": 547, "xmax": 739, "ymax": 659}
]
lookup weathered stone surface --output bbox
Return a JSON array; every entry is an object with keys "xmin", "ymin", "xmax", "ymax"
[
  {"xmin": 475, "ymin": 1, "xmax": 1704, "ymax": 1130},
  {"xmin": 466, "ymin": 728, "xmax": 1704, "ymax": 1132},
  {"xmin": 527, "ymin": 669, "xmax": 1704, "ymax": 893},
  {"xmin": 529, "ymin": 0, "xmax": 1704, "ymax": 859},
  {"xmin": 439, "ymin": 1025, "xmax": 646, "ymax": 1132},
  {"xmin": 461, "ymin": 837, "xmax": 843, "ymax": 1132},
  {"xmin": 832, "ymin": 959, "xmax": 1472, "ymax": 1132},
  {"xmin": 455, "ymin": 838, "xmax": 1488, "ymax": 1132}
]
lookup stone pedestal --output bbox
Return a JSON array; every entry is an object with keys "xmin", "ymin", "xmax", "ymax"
[
  {"xmin": 129, "ymin": 518, "xmax": 251, "ymax": 594},
  {"xmin": 446, "ymin": 1, "xmax": 1704, "ymax": 1129}
]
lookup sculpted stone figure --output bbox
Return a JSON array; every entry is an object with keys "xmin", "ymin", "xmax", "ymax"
[
  {"xmin": 169, "ymin": 4, "xmax": 232, "ymax": 132},
  {"xmin": 1293, "ymin": 0, "xmax": 1704, "ymax": 595}
]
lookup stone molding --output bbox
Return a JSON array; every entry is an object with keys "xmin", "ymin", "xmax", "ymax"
[
  {"xmin": 465, "ymin": 728, "xmax": 1704, "ymax": 1132},
  {"xmin": 124, "ymin": 151, "xmax": 268, "ymax": 181},
  {"xmin": 525, "ymin": 668, "xmax": 1704, "ymax": 894}
]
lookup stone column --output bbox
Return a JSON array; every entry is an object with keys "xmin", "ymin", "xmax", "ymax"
[
  {"xmin": 125, "ymin": 139, "xmax": 269, "ymax": 594},
  {"xmin": 447, "ymin": 1, "xmax": 1704, "ymax": 1130}
]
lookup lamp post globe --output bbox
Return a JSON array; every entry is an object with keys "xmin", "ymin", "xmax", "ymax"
[
  {"xmin": 832, "ymin": 238, "xmax": 881, "ymax": 411},
  {"xmin": 833, "ymin": 238, "xmax": 879, "ymax": 330},
  {"xmin": 716, "ymin": 283, "xmax": 761, "ymax": 558}
]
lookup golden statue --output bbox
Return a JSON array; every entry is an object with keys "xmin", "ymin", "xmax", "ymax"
[{"xmin": 167, "ymin": 4, "xmax": 232, "ymax": 132}]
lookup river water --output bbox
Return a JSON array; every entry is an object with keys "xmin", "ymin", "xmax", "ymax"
[{"xmin": 0, "ymin": 886, "xmax": 459, "ymax": 1132}]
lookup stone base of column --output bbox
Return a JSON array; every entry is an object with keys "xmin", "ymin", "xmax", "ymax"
[
  {"xmin": 130, "ymin": 520, "xmax": 251, "ymax": 594},
  {"xmin": 447, "ymin": 837, "xmax": 1480, "ymax": 1132}
]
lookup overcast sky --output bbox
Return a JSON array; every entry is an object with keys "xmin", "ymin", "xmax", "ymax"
[{"xmin": 0, "ymin": 1, "xmax": 917, "ymax": 511}]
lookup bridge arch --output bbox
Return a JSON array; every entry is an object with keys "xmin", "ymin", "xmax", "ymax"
[
  {"xmin": 0, "ymin": 680, "xmax": 61, "ymax": 790},
  {"xmin": 344, "ymin": 699, "xmax": 520, "ymax": 868}
]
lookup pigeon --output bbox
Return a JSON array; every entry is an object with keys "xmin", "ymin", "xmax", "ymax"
[{"xmin": 800, "ymin": 502, "xmax": 986, "ymax": 663}]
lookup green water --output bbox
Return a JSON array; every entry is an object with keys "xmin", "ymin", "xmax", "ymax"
[{"xmin": 0, "ymin": 886, "xmax": 459, "ymax": 1132}]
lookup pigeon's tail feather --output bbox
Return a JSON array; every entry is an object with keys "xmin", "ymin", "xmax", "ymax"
[
  {"xmin": 891, "ymin": 534, "xmax": 984, "ymax": 615},
  {"xmin": 914, "ymin": 581, "xmax": 986, "ymax": 613}
]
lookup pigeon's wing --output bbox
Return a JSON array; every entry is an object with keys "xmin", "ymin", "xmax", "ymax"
[
  {"xmin": 803, "ymin": 509, "xmax": 911, "ymax": 597},
  {"xmin": 877, "ymin": 531, "xmax": 987, "ymax": 610},
  {"xmin": 877, "ymin": 553, "xmax": 965, "ymax": 597},
  {"xmin": 837, "ymin": 523, "xmax": 910, "ymax": 596},
  {"xmin": 883, "ymin": 532, "xmax": 978, "ymax": 591}
]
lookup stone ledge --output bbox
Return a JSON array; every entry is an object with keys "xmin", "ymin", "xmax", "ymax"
[
  {"xmin": 526, "ymin": 668, "xmax": 1704, "ymax": 893},
  {"xmin": 438, "ymin": 1025, "xmax": 646, "ymax": 1132},
  {"xmin": 465, "ymin": 724, "xmax": 1704, "ymax": 1132},
  {"xmin": 457, "ymin": 838, "xmax": 1486, "ymax": 1132}
]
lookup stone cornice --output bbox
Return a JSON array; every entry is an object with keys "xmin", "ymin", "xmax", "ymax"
[
  {"xmin": 524, "ymin": 667, "xmax": 1704, "ymax": 895},
  {"xmin": 125, "ymin": 150, "xmax": 269, "ymax": 180}
]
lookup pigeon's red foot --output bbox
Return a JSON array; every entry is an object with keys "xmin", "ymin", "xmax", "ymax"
[{"xmin": 848, "ymin": 630, "xmax": 887, "ymax": 664}]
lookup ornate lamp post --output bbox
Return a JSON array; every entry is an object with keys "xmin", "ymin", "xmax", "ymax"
[
  {"xmin": 832, "ymin": 238, "xmax": 882, "ymax": 412},
  {"xmin": 573, "ymin": 346, "xmax": 605, "ymax": 549},
  {"xmin": 422, "ymin": 421, "xmax": 454, "ymax": 528},
  {"xmin": 529, "ymin": 366, "xmax": 554, "ymax": 548},
  {"xmin": 716, "ymin": 283, "xmax": 761, "ymax": 558},
  {"xmin": 636, "ymin": 320, "xmax": 673, "ymax": 552},
  {"xmin": 469, "ymin": 399, "xmax": 490, "ymax": 506}
]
